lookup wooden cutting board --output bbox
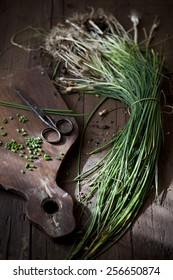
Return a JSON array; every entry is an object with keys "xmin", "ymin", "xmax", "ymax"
[{"xmin": 0, "ymin": 66, "xmax": 78, "ymax": 238}]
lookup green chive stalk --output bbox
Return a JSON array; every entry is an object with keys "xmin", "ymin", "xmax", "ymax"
[
  {"xmin": 45, "ymin": 9, "xmax": 164, "ymax": 259},
  {"xmin": 0, "ymin": 101, "xmax": 81, "ymax": 116}
]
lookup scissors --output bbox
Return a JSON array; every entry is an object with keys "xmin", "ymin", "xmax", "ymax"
[{"xmin": 15, "ymin": 86, "xmax": 73, "ymax": 144}]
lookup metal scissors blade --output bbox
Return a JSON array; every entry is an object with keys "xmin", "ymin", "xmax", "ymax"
[{"xmin": 15, "ymin": 86, "xmax": 53, "ymax": 127}]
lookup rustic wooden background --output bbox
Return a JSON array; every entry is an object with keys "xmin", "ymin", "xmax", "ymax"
[{"xmin": 1, "ymin": 0, "xmax": 173, "ymax": 260}]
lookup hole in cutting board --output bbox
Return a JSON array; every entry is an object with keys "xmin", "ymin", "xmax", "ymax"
[{"xmin": 42, "ymin": 198, "xmax": 59, "ymax": 214}]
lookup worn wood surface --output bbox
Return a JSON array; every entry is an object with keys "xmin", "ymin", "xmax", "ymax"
[
  {"xmin": 0, "ymin": 0, "xmax": 173, "ymax": 260},
  {"xmin": 0, "ymin": 66, "xmax": 78, "ymax": 238}
]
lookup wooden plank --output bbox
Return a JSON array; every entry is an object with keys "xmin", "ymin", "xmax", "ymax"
[
  {"xmin": 65, "ymin": 0, "xmax": 173, "ymax": 260},
  {"xmin": 52, "ymin": 0, "xmax": 173, "ymax": 260},
  {"xmin": 0, "ymin": 190, "xmax": 12, "ymax": 259},
  {"xmin": 0, "ymin": 0, "xmax": 53, "ymax": 260},
  {"xmin": 0, "ymin": 0, "xmax": 173, "ymax": 260},
  {"xmin": 0, "ymin": 0, "xmax": 52, "ymax": 77},
  {"xmin": 41, "ymin": 0, "xmax": 87, "ymax": 260},
  {"xmin": 63, "ymin": 1, "xmax": 132, "ymax": 259},
  {"xmin": 127, "ymin": 0, "xmax": 173, "ymax": 260},
  {"xmin": 52, "ymin": 0, "xmax": 64, "ymax": 25}
]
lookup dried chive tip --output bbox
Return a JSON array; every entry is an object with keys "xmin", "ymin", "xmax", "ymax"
[
  {"xmin": 20, "ymin": 169, "xmax": 25, "ymax": 174},
  {"xmin": 2, "ymin": 118, "xmax": 8, "ymax": 124}
]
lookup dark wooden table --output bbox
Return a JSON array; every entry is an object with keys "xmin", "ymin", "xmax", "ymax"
[{"xmin": 1, "ymin": 0, "xmax": 173, "ymax": 260}]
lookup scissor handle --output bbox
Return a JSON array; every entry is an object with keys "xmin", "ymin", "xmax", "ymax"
[
  {"xmin": 41, "ymin": 127, "xmax": 62, "ymax": 144},
  {"xmin": 41, "ymin": 119, "xmax": 73, "ymax": 144},
  {"xmin": 55, "ymin": 119, "xmax": 73, "ymax": 135}
]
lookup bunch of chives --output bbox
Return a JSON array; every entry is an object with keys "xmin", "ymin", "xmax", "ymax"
[{"xmin": 44, "ymin": 10, "xmax": 164, "ymax": 259}]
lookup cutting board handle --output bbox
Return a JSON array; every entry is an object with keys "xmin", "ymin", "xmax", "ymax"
[{"xmin": 25, "ymin": 180, "xmax": 75, "ymax": 238}]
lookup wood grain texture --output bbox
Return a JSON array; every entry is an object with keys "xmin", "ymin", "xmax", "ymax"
[
  {"xmin": 0, "ymin": 66, "xmax": 78, "ymax": 238},
  {"xmin": 0, "ymin": 0, "xmax": 173, "ymax": 260}
]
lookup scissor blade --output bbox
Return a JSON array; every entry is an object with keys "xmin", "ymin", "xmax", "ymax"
[{"xmin": 15, "ymin": 86, "xmax": 45, "ymax": 120}]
